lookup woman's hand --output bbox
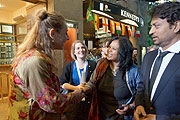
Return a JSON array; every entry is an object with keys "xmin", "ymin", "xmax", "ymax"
[
  {"xmin": 77, "ymin": 82, "xmax": 86, "ymax": 90},
  {"xmin": 116, "ymin": 101, "xmax": 135, "ymax": 115},
  {"xmin": 62, "ymin": 83, "xmax": 77, "ymax": 91},
  {"xmin": 116, "ymin": 104, "xmax": 129, "ymax": 115}
]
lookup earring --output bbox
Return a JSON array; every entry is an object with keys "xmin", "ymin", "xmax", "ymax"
[{"xmin": 52, "ymin": 39, "xmax": 55, "ymax": 43}]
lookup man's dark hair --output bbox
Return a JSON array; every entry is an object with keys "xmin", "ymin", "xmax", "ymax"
[
  {"xmin": 151, "ymin": 2, "xmax": 180, "ymax": 26},
  {"xmin": 133, "ymin": 48, "xmax": 138, "ymax": 51},
  {"xmin": 108, "ymin": 36, "xmax": 133, "ymax": 71}
]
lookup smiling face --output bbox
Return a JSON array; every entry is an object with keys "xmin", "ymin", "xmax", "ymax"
[
  {"xmin": 149, "ymin": 17, "xmax": 178, "ymax": 50},
  {"xmin": 107, "ymin": 40, "xmax": 119, "ymax": 62},
  {"xmin": 53, "ymin": 25, "xmax": 69, "ymax": 50},
  {"xmin": 74, "ymin": 43, "xmax": 86, "ymax": 60}
]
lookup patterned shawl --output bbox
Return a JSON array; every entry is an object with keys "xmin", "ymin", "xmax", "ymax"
[{"xmin": 88, "ymin": 58, "xmax": 110, "ymax": 120}]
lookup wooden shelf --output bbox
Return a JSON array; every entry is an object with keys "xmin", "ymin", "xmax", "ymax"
[
  {"xmin": 0, "ymin": 33, "xmax": 15, "ymax": 43},
  {"xmin": 0, "ymin": 41, "xmax": 15, "ymax": 43},
  {"xmin": 0, "ymin": 24, "xmax": 15, "ymax": 66},
  {"xmin": 0, "ymin": 64, "xmax": 11, "ymax": 67},
  {"xmin": 0, "ymin": 34, "xmax": 15, "ymax": 37}
]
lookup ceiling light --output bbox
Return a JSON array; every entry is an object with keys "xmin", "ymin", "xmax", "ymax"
[{"xmin": 0, "ymin": 4, "xmax": 4, "ymax": 8}]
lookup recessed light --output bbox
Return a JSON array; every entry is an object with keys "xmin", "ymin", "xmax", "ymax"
[{"xmin": 0, "ymin": 4, "xmax": 4, "ymax": 8}]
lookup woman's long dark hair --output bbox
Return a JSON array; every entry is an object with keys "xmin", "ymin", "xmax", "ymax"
[{"xmin": 108, "ymin": 36, "xmax": 133, "ymax": 71}]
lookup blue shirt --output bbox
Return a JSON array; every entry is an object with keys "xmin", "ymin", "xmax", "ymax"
[{"xmin": 72, "ymin": 61, "xmax": 88, "ymax": 86}]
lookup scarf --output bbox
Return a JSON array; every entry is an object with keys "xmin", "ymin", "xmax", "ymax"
[{"xmin": 88, "ymin": 58, "xmax": 110, "ymax": 120}]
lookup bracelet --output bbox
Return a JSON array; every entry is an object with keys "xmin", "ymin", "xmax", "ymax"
[{"xmin": 128, "ymin": 104, "xmax": 135, "ymax": 110}]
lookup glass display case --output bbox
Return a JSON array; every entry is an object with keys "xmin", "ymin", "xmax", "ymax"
[{"xmin": 0, "ymin": 24, "xmax": 15, "ymax": 65}]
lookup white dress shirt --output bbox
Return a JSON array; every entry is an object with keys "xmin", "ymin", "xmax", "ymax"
[{"xmin": 150, "ymin": 40, "xmax": 180, "ymax": 101}]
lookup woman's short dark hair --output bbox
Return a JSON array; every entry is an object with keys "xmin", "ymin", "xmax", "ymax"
[
  {"xmin": 108, "ymin": 36, "xmax": 133, "ymax": 70},
  {"xmin": 151, "ymin": 2, "xmax": 180, "ymax": 26}
]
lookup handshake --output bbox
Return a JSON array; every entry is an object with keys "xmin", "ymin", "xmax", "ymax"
[{"xmin": 63, "ymin": 82, "xmax": 90, "ymax": 103}]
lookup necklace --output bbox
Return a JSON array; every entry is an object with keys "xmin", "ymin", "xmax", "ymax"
[
  {"xmin": 112, "ymin": 69, "xmax": 118, "ymax": 76},
  {"xmin": 75, "ymin": 60, "xmax": 88, "ymax": 83},
  {"xmin": 110, "ymin": 64, "xmax": 119, "ymax": 76}
]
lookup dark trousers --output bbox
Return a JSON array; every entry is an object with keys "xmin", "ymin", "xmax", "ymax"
[{"xmin": 65, "ymin": 101, "xmax": 91, "ymax": 120}]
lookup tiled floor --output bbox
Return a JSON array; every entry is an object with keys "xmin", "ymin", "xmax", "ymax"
[{"xmin": 0, "ymin": 97, "xmax": 8, "ymax": 120}]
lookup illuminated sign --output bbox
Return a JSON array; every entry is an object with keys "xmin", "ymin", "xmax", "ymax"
[
  {"xmin": 93, "ymin": 0, "xmax": 144, "ymax": 27},
  {"xmin": 121, "ymin": 9, "xmax": 139, "ymax": 23}
]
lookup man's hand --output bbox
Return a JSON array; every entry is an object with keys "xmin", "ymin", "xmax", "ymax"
[
  {"xmin": 139, "ymin": 114, "xmax": 156, "ymax": 120},
  {"xmin": 134, "ymin": 105, "xmax": 147, "ymax": 120}
]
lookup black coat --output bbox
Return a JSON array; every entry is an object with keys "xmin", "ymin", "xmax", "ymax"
[{"xmin": 59, "ymin": 60, "xmax": 96, "ymax": 85}]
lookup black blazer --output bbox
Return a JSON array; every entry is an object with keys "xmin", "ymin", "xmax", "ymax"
[
  {"xmin": 135, "ymin": 50, "xmax": 180, "ymax": 117},
  {"xmin": 59, "ymin": 59, "xmax": 96, "ymax": 85}
]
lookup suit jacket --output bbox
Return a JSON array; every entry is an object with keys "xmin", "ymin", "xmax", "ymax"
[{"xmin": 135, "ymin": 50, "xmax": 180, "ymax": 117}]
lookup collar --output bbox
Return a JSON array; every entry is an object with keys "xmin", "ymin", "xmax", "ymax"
[{"xmin": 159, "ymin": 40, "xmax": 180, "ymax": 54}]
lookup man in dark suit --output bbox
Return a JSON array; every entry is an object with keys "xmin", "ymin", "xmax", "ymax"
[{"xmin": 134, "ymin": 2, "xmax": 180, "ymax": 120}]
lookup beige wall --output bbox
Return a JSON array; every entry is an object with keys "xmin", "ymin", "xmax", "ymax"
[
  {"xmin": 0, "ymin": 2, "xmax": 34, "ymax": 24},
  {"xmin": 0, "ymin": 10, "xmax": 13, "ymax": 23},
  {"xmin": 54, "ymin": 0, "xmax": 83, "ymax": 40},
  {"xmin": 12, "ymin": 6, "xmax": 27, "ymax": 23}
]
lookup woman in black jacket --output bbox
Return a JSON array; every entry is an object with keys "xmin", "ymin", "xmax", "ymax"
[{"xmin": 60, "ymin": 40, "xmax": 96, "ymax": 120}]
